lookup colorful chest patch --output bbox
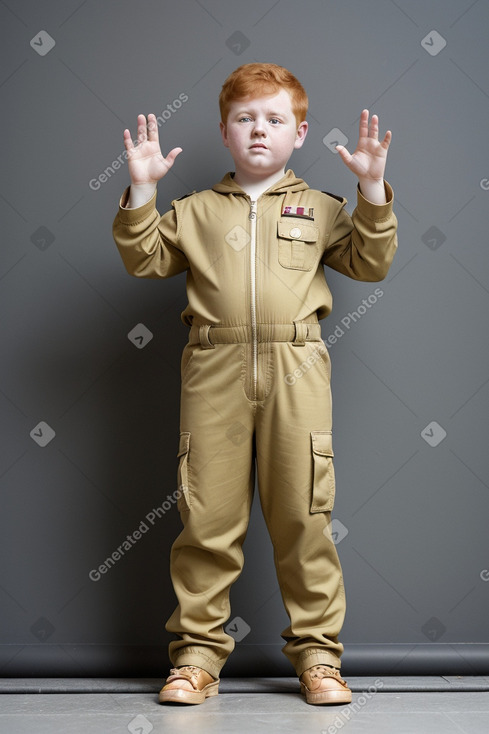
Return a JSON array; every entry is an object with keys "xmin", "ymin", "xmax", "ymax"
[{"xmin": 281, "ymin": 205, "xmax": 314, "ymax": 220}]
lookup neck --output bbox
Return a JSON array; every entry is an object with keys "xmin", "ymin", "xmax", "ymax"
[{"xmin": 233, "ymin": 168, "xmax": 286, "ymax": 199}]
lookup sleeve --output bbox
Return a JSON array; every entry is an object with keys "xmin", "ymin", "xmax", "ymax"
[
  {"xmin": 112, "ymin": 186, "xmax": 189, "ymax": 278},
  {"xmin": 321, "ymin": 181, "xmax": 398, "ymax": 282}
]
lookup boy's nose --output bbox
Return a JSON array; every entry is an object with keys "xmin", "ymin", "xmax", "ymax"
[{"xmin": 252, "ymin": 120, "xmax": 266, "ymax": 136}]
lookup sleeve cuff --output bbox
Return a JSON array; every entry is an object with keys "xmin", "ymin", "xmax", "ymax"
[
  {"xmin": 356, "ymin": 180, "xmax": 394, "ymax": 221},
  {"xmin": 117, "ymin": 186, "xmax": 158, "ymax": 224}
]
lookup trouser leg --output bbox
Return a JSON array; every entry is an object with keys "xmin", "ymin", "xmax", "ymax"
[
  {"xmin": 165, "ymin": 343, "xmax": 254, "ymax": 679},
  {"xmin": 255, "ymin": 341, "xmax": 346, "ymax": 676}
]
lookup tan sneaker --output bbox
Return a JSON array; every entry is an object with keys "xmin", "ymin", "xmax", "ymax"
[
  {"xmin": 158, "ymin": 665, "xmax": 219, "ymax": 704},
  {"xmin": 299, "ymin": 664, "xmax": 352, "ymax": 705}
]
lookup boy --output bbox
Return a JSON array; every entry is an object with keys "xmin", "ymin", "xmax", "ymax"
[{"xmin": 112, "ymin": 63, "xmax": 397, "ymax": 705}]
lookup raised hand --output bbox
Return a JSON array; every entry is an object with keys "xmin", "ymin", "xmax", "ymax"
[
  {"xmin": 124, "ymin": 113, "xmax": 182, "ymax": 186},
  {"xmin": 335, "ymin": 110, "xmax": 391, "ymax": 203}
]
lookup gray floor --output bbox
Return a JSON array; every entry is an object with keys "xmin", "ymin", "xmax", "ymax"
[{"xmin": 1, "ymin": 678, "xmax": 489, "ymax": 733}]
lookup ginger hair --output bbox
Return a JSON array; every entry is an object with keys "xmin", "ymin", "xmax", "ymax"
[{"xmin": 219, "ymin": 63, "xmax": 308, "ymax": 127}]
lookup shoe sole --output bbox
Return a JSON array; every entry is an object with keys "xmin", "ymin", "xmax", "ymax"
[
  {"xmin": 158, "ymin": 680, "xmax": 219, "ymax": 705},
  {"xmin": 300, "ymin": 683, "xmax": 352, "ymax": 705}
]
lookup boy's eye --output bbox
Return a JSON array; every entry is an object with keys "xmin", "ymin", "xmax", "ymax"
[
  {"xmin": 239, "ymin": 116, "xmax": 252, "ymax": 123},
  {"xmin": 269, "ymin": 118, "xmax": 281, "ymax": 125}
]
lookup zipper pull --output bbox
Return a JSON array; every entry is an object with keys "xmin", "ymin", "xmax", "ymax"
[{"xmin": 249, "ymin": 200, "xmax": 257, "ymax": 220}]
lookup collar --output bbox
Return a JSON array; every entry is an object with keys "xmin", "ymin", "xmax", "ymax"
[{"xmin": 212, "ymin": 169, "xmax": 309, "ymax": 196}]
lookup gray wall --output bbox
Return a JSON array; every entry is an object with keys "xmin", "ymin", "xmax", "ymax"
[{"xmin": 1, "ymin": 0, "xmax": 488, "ymax": 677}]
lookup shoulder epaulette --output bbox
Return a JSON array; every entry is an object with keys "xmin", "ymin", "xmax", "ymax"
[
  {"xmin": 321, "ymin": 190, "xmax": 345, "ymax": 204},
  {"xmin": 176, "ymin": 190, "xmax": 197, "ymax": 201}
]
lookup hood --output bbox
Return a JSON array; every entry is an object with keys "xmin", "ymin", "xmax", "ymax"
[{"xmin": 212, "ymin": 169, "xmax": 309, "ymax": 196}]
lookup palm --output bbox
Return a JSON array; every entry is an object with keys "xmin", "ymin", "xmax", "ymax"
[
  {"xmin": 123, "ymin": 114, "xmax": 182, "ymax": 185},
  {"xmin": 127, "ymin": 138, "xmax": 172, "ymax": 185}
]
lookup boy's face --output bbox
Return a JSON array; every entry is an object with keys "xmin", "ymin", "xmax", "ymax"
[{"xmin": 219, "ymin": 88, "xmax": 308, "ymax": 182}]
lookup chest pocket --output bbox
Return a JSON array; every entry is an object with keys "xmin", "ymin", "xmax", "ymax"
[{"xmin": 277, "ymin": 218, "xmax": 319, "ymax": 271}]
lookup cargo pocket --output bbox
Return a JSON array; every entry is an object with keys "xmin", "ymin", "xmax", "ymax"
[
  {"xmin": 176, "ymin": 431, "xmax": 191, "ymax": 512},
  {"xmin": 310, "ymin": 430, "xmax": 336, "ymax": 512},
  {"xmin": 277, "ymin": 219, "xmax": 319, "ymax": 271}
]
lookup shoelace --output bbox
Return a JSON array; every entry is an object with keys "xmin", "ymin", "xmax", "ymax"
[{"xmin": 305, "ymin": 665, "xmax": 348, "ymax": 687}]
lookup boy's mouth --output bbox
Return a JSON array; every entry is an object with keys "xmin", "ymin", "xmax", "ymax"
[{"xmin": 250, "ymin": 143, "xmax": 268, "ymax": 149}]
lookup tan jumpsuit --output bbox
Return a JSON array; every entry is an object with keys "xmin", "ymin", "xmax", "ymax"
[{"xmin": 113, "ymin": 170, "xmax": 398, "ymax": 679}]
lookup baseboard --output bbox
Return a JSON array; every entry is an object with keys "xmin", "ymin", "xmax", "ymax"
[{"xmin": 1, "ymin": 643, "xmax": 488, "ymax": 677}]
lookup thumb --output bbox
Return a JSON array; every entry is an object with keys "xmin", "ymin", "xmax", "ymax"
[
  {"xmin": 335, "ymin": 144, "xmax": 352, "ymax": 164},
  {"xmin": 165, "ymin": 147, "xmax": 183, "ymax": 168}
]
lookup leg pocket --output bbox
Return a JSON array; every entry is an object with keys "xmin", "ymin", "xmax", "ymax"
[
  {"xmin": 310, "ymin": 430, "xmax": 336, "ymax": 513},
  {"xmin": 177, "ymin": 431, "xmax": 192, "ymax": 512}
]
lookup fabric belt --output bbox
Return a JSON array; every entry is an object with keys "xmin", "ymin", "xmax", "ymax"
[{"xmin": 188, "ymin": 321, "xmax": 322, "ymax": 349}]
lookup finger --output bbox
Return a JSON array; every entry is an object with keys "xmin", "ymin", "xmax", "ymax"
[
  {"xmin": 369, "ymin": 114, "xmax": 379, "ymax": 139},
  {"xmin": 147, "ymin": 113, "xmax": 159, "ymax": 142},
  {"xmin": 123, "ymin": 128, "xmax": 134, "ymax": 152},
  {"xmin": 137, "ymin": 114, "xmax": 148, "ymax": 145},
  {"xmin": 359, "ymin": 109, "xmax": 369, "ymax": 138},
  {"xmin": 380, "ymin": 130, "xmax": 392, "ymax": 149}
]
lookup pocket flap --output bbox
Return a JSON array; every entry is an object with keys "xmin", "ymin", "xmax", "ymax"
[
  {"xmin": 177, "ymin": 431, "xmax": 190, "ymax": 457},
  {"xmin": 277, "ymin": 219, "xmax": 318, "ymax": 242},
  {"xmin": 310, "ymin": 430, "xmax": 336, "ymax": 513},
  {"xmin": 311, "ymin": 430, "xmax": 334, "ymax": 457}
]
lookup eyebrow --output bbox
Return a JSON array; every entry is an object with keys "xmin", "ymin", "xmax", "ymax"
[{"xmin": 235, "ymin": 107, "xmax": 289, "ymax": 117}]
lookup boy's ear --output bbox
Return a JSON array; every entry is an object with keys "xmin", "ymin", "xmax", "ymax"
[
  {"xmin": 294, "ymin": 121, "xmax": 308, "ymax": 150},
  {"xmin": 219, "ymin": 121, "xmax": 229, "ymax": 148}
]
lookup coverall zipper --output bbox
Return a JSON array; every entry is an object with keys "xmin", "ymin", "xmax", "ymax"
[{"xmin": 249, "ymin": 200, "xmax": 258, "ymax": 401}]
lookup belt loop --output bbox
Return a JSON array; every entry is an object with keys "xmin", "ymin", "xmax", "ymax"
[
  {"xmin": 199, "ymin": 324, "xmax": 215, "ymax": 349},
  {"xmin": 292, "ymin": 320, "xmax": 308, "ymax": 346}
]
